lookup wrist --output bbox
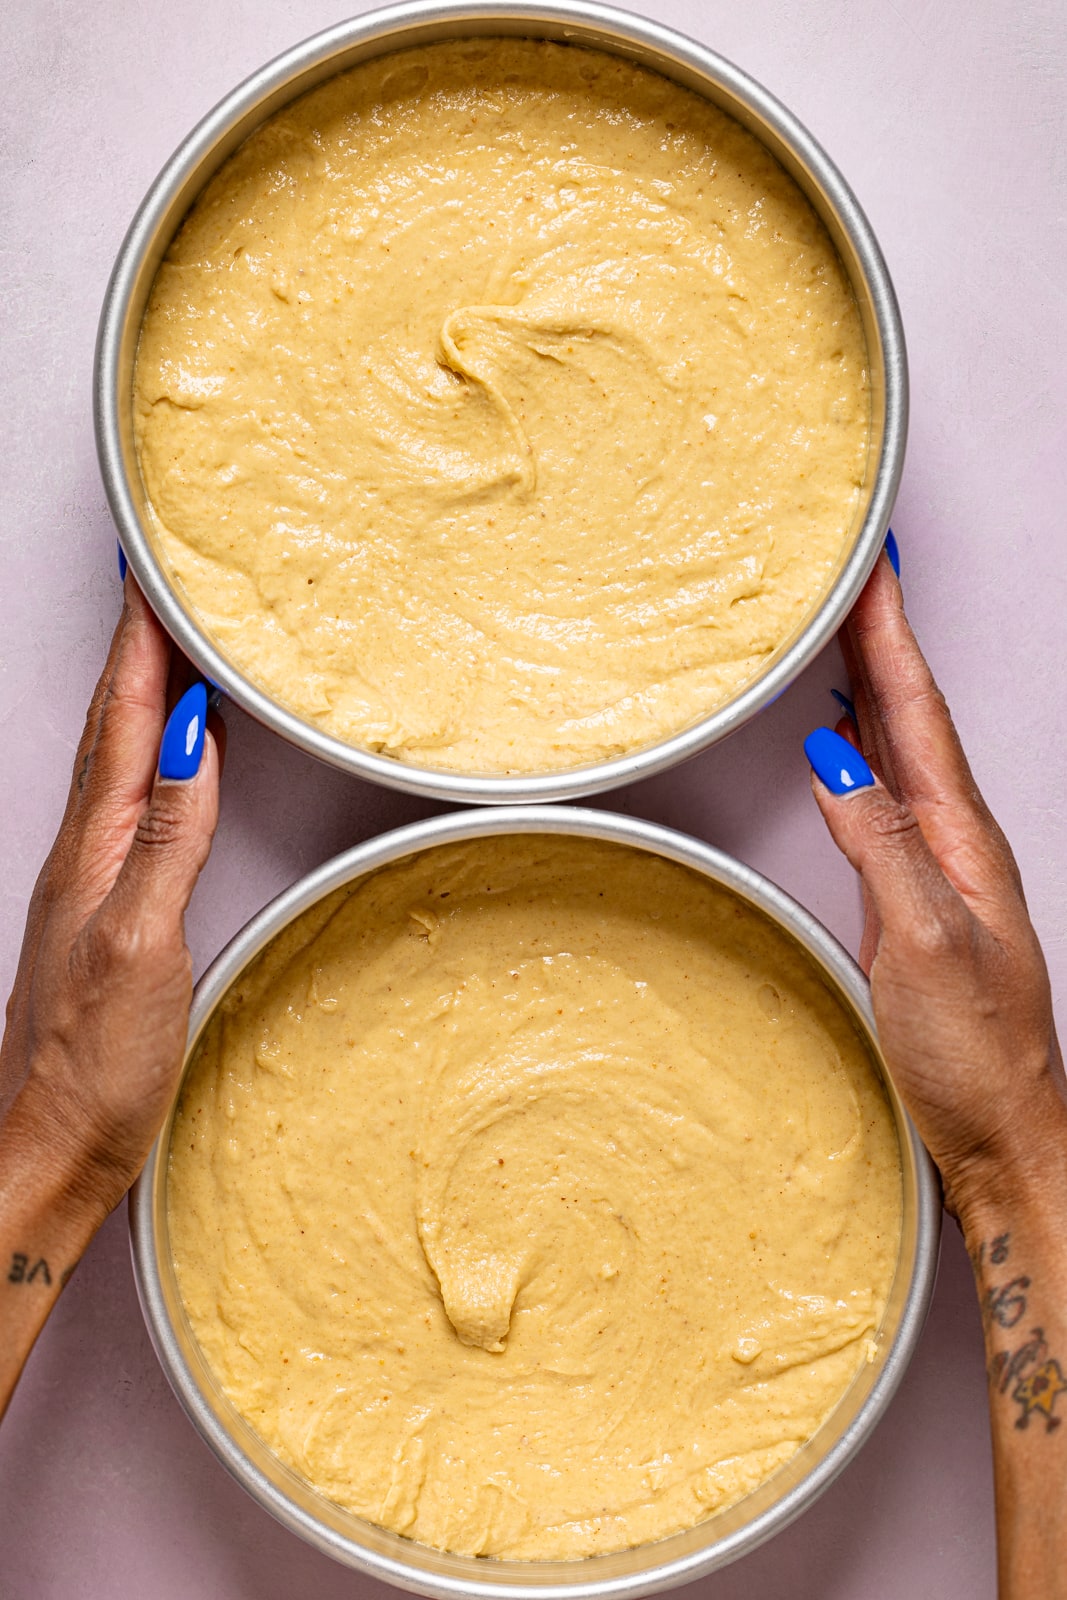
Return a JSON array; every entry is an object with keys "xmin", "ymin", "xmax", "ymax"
[
  {"xmin": 0, "ymin": 1078, "xmax": 117, "ymax": 1422},
  {"xmin": 951, "ymin": 1086, "xmax": 1067, "ymax": 1259},
  {"xmin": 0, "ymin": 1075, "xmax": 121, "ymax": 1242}
]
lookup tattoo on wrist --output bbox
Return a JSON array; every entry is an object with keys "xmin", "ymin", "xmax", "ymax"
[
  {"xmin": 6, "ymin": 1252, "xmax": 73, "ymax": 1289},
  {"xmin": 983, "ymin": 1274, "xmax": 1031, "ymax": 1330},
  {"xmin": 976, "ymin": 1233, "xmax": 1067, "ymax": 1433},
  {"xmin": 976, "ymin": 1233, "xmax": 1012, "ymax": 1269}
]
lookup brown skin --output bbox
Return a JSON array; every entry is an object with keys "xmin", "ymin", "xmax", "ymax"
[
  {"xmin": 0, "ymin": 554, "xmax": 1064, "ymax": 1592},
  {"xmin": 0, "ymin": 577, "xmax": 222, "ymax": 1418},
  {"xmin": 813, "ymin": 553, "xmax": 1067, "ymax": 1599}
]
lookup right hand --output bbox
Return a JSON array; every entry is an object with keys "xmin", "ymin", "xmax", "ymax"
[
  {"xmin": 806, "ymin": 553, "xmax": 1066, "ymax": 1229},
  {"xmin": 0, "ymin": 578, "xmax": 223, "ymax": 1222}
]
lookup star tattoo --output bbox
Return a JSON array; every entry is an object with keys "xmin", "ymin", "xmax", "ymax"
[{"xmin": 1012, "ymin": 1359, "xmax": 1067, "ymax": 1432}]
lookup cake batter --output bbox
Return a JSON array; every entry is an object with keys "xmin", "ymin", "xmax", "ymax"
[
  {"xmin": 168, "ymin": 836, "xmax": 901, "ymax": 1559},
  {"xmin": 135, "ymin": 39, "xmax": 870, "ymax": 773}
]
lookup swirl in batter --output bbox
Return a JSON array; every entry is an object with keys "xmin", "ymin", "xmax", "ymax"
[
  {"xmin": 135, "ymin": 39, "xmax": 870, "ymax": 774},
  {"xmin": 168, "ymin": 837, "xmax": 901, "ymax": 1558}
]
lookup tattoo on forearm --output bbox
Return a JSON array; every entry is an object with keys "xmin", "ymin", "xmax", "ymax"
[
  {"xmin": 976, "ymin": 1233, "xmax": 1067, "ymax": 1434},
  {"xmin": 5, "ymin": 1253, "xmax": 73, "ymax": 1289},
  {"xmin": 978, "ymin": 1233, "xmax": 1012, "ymax": 1267},
  {"xmin": 7, "ymin": 1252, "xmax": 51, "ymax": 1286},
  {"xmin": 991, "ymin": 1328, "xmax": 1048, "ymax": 1395},
  {"xmin": 983, "ymin": 1275, "xmax": 1031, "ymax": 1329}
]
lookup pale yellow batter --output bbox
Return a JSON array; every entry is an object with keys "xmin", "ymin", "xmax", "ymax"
[
  {"xmin": 135, "ymin": 39, "xmax": 870, "ymax": 775},
  {"xmin": 169, "ymin": 837, "xmax": 901, "ymax": 1560}
]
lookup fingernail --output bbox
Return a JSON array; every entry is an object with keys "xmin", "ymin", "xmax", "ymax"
[
  {"xmin": 884, "ymin": 528, "xmax": 900, "ymax": 578},
  {"xmin": 159, "ymin": 683, "xmax": 207, "ymax": 781},
  {"xmin": 830, "ymin": 688, "xmax": 857, "ymax": 726},
  {"xmin": 804, "ymin": 726, "xmax": 875, "ymax": 796},
  {"xmin": 117, "ymin": 541, "xmax": 128, "ymax": 583}
]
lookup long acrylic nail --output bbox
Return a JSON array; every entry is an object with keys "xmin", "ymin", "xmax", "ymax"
[
  {"xmin": 159, "ymin": 683, "xmax": 207, "ymax": 781},
  {"xmin": 804, "ymin": 726, "xmax": 875, "ymax": 796},
  {"xmin": 117, "ymin": 541, "xmax": 128, "ymax": 582},
  {"xmin": 830, "ymin": 688, "xmax": 857, "ymax": 726},
  {"xmin": 884, "ymin": 528, "xmax": 900, "ymax": 578}
]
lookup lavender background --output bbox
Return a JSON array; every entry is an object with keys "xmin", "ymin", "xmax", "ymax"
[{"xmin": 1, "ymin": 0, "xmax": 1063, "ymax": 1594}]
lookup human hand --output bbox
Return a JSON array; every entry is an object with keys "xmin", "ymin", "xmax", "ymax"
[
  {"xmin": 805, "ymin": 550, "xmax": 1066, "ymax": 1232},
  {"xmin": 0, "ymin": 577, "xmax": 223, "ymax": 1224}
]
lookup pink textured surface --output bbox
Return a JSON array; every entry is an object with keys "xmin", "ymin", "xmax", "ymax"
[{"xmin": 1, "ymin": 1, "xmax": 1063, "ymax": 1595}]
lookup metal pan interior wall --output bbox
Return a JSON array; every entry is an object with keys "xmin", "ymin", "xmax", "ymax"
[{"xmin": 130, "ymin": 805, "xmax": 939, "ymax": 1599}]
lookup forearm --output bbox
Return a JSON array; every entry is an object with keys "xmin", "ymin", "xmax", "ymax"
[
  {"xmin": 0, "ymin": 1082, "xmax": 110, "ymax": 1421},
  {"xmin": 960, "ymin": 1120, "xmax": 1067, "ymax": 1600}
]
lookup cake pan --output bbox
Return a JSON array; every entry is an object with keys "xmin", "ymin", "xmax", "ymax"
[
  {"xmin": 96, "ymin": 0, "xmax": 907, "ymax": 806},
  {"xmin": 131, "ymin": 805, "xmax": 939, "ymax": 1599}
]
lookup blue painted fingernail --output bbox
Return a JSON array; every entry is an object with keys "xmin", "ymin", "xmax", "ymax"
[
  {"xmin": 884, "ymin": 528, "xmax": 900, "ymax": 578},
  {"xmin": 159, "ymin": 683, "xmax": 207, "ymax": 781},
  {"xmin": 804, "ymin": 726, "xmax": 875, "ymax": 796},
  {"xmin": 117, "ymin": 541, "xmax": 128, "ymax": 582},
  {"xmin": 830, "ymin": 688, "xmax": 857, "ymax": 725}
]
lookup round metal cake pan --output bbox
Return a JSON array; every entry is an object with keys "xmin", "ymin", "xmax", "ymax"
[
  {"xmin": 96, "ymin": 0, "xmax": 907, "ymax": 805},
  {"xmin": 131, "ymin": 805, "xmax": 939, "ymax": 1599}
]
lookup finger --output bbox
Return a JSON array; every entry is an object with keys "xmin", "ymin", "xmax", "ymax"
[
  {"xmin": 832, "ymin": 711, "xmax": 861, "ymax": 752},
  {"xmin": 846, "ymin": 555, "xmax": 981, "ymax": 818},
  {"xmin": 839, "ymin": 620, "xmax": 900, "ymax": 795},
  {"xmin": 102, "ymin": 684, "xmax": 221, "ymax": 940},
  {"xmin": 845, "ymin": 557, "xmax": 1024, "ymax": 905},
  {"xmin": 857, "ymin": 880, "xmax": 881, "ymax": 975},
  {"xmin": 828, "ymin": 716, "xmax": 886, "ymax": 974},
  {"xmin": 164, "ymin": 643, "xmax": 227, "ymax": 772},
  {"xmin": 831, "ymin": 713, "xmax": 889, "ymax": 972},
  {"xmin": 46, "ymin": 582, "xmax": 176, "ymax": 923},
  {"xmin": 77, "ymin": 578, "xmax": 171, "ymax": 827},
  {"xmin": 61, "ymin": 581, "xmax": 138, "ymax": 824},
  {"xmin": 207, "ymin": 703, "xmax": 228, "ymax": 775},
  {"xmin": 4, "ymin": 584, "xmax": 166, "ymax": 1083},
  {"xmin": 164, "ymin": 643, "xmax": 201, "ymax": 718},
  {"xmin": 804, "ymin": 725, "xmax": 967, "ymax": 948},
  {"xmin": 163, "ymin": 645, "xmax": 228, "ymax": 771}
]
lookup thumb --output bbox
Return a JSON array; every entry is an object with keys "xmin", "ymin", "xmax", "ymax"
[
  {"xmin": 107, "ymin": 683, "xmax": 221, "ymax": 931},
  {"xmin": 804, "ymin": 726, "xmax": 965, "ymax": 947}
]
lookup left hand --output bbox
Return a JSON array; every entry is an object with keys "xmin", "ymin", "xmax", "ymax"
[{"xmin": 806, "ymin": 554, "xmax": 1065, "ymax": 1229}]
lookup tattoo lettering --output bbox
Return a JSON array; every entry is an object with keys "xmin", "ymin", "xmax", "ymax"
[
  {"xmin": 977, "ymin": 1233, "xmax": 1067, "ymax": 1434},
  {"xmin": 975, "ymin": 1232, "xmax": 1012, "ymax": 1269},
  {"xmin": 7, "ymin": 1253, "xmax": 53, "ymax": 1286},
  {"xmin": 972, "ymin": 1231, "xmax": 1012, "ymax": 1276},
  {"xmin": 976, "ymin": 1234, "xmax": 1033, "ymax": 1331},
  {"xmin": 991, "ymin": 1328, "xmax": 1048, "ymax": 1394},
  {"xmin": 984, "ymin": 1275, "xmax": 1031, "ymax": 1330}
]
